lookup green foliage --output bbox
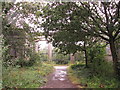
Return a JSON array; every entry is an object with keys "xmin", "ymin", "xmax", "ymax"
[
  {"xmin": 75, "ymin": 52, "xmax": 85, "ymax": 61},
  {"xmin": 87, "ymin": 44, "xmax": 108, "ymax": 76},
  {"xmin": 38, "ymin": 50, "xmax": 48, "ymax": 61},
  {"xmin": 2, "ymin": 22, "xmax": 42, "ymax": 67},
  {"xmin": 69, "ymin": 61, "xmax": 120, "ymax": 88},
  {"xmin": 29, "ymin": 52, "xmax": 41, "ymax": 66},
  {"xmin": 18, "ymin": 51, "xmax": 41, "ymax": 67},
  {"xmin": 2, "ymin": 63, "xmax": 53, "ymax": 88},
  {"xmin": 2, "ymin": 2, "xmax": 14, "ymax": 14},
  {"xmin": 71, "ymin": 63, "xmax": 85, "ymax": 70},
  {"xmin": 54, "ymin": 59, "xmax": 69, "ymax": 65},
  {"xmin": 15, "ymin": 59, "xmax": 34, "ymax": 67},
  {"xmin": 41, "ymin": 2, "xmax": 120, "ymax": 78},
  {"xmin": 41, "ymin": 2, "xmax": 92, "ymax": 55},
  {"xmin": 88, "ymin": 44, "xmax": 106, "ymax": 63},
  {"xmin": 68, "ymin": 43, "xmax": 120, "ymax": 88},
  {"xmin": 52, "ymin": 50, "xmax": 70, "ymax": 64},
  {"xmin": 2, "ymin": 2, "xmax": 42, "ymax": 68},
  {"xmin": 3, "ymin": 47, "xmax": 41, "ymax": 67},
  {"xmin": 89, "ymin": 59, "xmax": 114, "ymax": 77}
]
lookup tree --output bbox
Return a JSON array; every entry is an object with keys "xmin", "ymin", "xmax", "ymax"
[
  {"xmin": 2, "ymin": 2, "xmax": 42, "ymax": 66},
  {"xmin": 40, "ymin": 2, "xmax": 120, "ymax": 78},
  {"xmin": 41, "ymin": 2, "xmax": 102, "ymax": 67},
  {"xmin": 79, "ymin": 2, "xmax": 120, "ymax": 78}
]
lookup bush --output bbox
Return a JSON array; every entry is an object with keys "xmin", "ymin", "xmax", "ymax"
[
  {"xmin": 52, "ymin": 52, "xmax": 69, "ymax": 64},
  {"xmin": 2, "ymin": 46, "xmax": 41, "ymax": 67},
  {"xmin": 87, "ymin": 44, "xmax": 109, "ymax": 76},
  {"xmin": 54, "ymin": 59, "xmax": 69, "ymax": 64},
  {"xmin": 69, "ymin": 62, "xmax": 120, "ymax": 88},
  {"xmin": 21, "ymin": 51, "xmax": 42, "ymax": 67},
  {"xmin": 3, "ymin": 52, "xmax": 41, "ymax": 68},
  {"xmin": 29, "ymin": 53, "xmax": 41, "ymax": 65},
  {"xmin": 68, "ymin": 44, "xmax": 120, "ymax": 88},
  {"xmin": 15, "ymin": 59, "xmax": 33, "ymax": 67},
  {"xmin": 89, "ymin": 59, "xmax": 113, "ymax": 77},
  {"xmin": 71, "ymin": 63, "xmax": 85, "ymax": 70},
  {"xmin": 88, "ymin": 44, "xmax": 106, "ymax": 63},
  {"xmin": 39, "ymin": 53, "xmax": 48, "ymax": 61},
  {"xmin": 15, "ymin": 59, "xmax": 28, "ymax": 67}
]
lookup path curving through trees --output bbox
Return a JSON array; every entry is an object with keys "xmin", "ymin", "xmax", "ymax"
[{"xmin": 41, "ymin": 66, "xmax": 78, "ymax": 88}]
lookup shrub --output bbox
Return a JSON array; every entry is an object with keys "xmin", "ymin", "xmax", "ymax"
[
  {"xmin": 88, "ymin": 44, "xmax": 106, "ymax": 63},
  {"xmin": 89, "ymin": 58, "xmax": 114, "ymax": 77},
  {"xmin": 71, "ymin": 63, "xmax": 85, "ymax": 70},
  {"xmin": 68, "ymin": 44, "xmax": 120, "ymax": 88},
  {"xmin": 69, "ymin": 62, "xmax": 120, "ymax": 88},
  {"xmin": 54, "ymin": 59, "xmax": 69, "ymax": 64},
  {"xmin": 39, "ymin": 53, "xmax": 48, "ymax": 61},
  {"xmin": 29, "ymin": 53, "xmax": 41, "ymax": 65},
  {"xmin": 52, "ymin": 53, "xmax": 69, "ymax": 64},
  {"xmin": 87, "ymin": 44, "xmax": 109, "ymax": 76},
  {"xmin": 5, "ymin": 52, "xmax": 41, "ymax": 68}
]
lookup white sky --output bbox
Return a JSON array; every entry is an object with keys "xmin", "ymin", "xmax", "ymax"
[{"xmin": 37, "ymin": 41, "xmax": 48, "ymax": 50}]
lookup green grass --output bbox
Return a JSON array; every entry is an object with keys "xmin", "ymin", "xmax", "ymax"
[
  {"xmin": 68, "ymin": 61, "xmax": 120, "ymax": 88},
  {"xmin": 2, "ymin": 62, "xmax": 53, "ymax": 88}
]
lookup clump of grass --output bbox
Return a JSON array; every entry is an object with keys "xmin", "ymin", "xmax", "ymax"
[{"xmin": 2, "ymin": 63, "xmax": 53, "ymax": 88}]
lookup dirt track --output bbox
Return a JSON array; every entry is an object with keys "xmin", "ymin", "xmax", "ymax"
[{"xmin": 41, "ymin": 66, "xmax": 78, "ymax": 88}]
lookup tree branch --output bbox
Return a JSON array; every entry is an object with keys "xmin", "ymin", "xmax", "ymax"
[
  {"xmin": 113, "ymin": 1, "xmax": 120, "ymax": 25},
  {"xmin": 80, "ymin": 2, "xmax": 109, "ymax": 37},
  {"xmin": 102, "ymin": 2, "xmax": 110, "ymax": 33},
  {"xmin": 113, "ymin": 28, "xmax": 120, "ymax": 40},
  {"xmin": 115, "ymin": 35, "xmax": 120, "ymax": 41},
  {"xmin": 97, "ymin": 34, "xmax": 109, "ymax": 41}
]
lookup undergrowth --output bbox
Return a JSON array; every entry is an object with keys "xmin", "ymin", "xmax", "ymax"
[
  {"xmin": 2, "ymin": 62, "xmax": 53, "ymax": 88},
  {"xmin": 68, "ymin": 61, "xmax": 120, "ymax": 88}
]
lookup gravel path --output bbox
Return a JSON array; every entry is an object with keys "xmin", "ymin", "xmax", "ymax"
[{"xmin": 41, "ymin": 66, "xmax": 78, "ymax": 88}]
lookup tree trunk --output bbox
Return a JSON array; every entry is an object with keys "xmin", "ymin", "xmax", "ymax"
[
  {"xmin": 109, "ymin": 39, "xmax": 120, "ymax": 79},
  {"xmin": 14, "ymin": 47, "xmax": 17, "ymax": 58},
  {"xmin": 84, "ymin": 49, "xmax": 88, "ymax": 68},
  {"xmin": 84, "ymin": 41, "xmax": 88, "ymax": 68}
]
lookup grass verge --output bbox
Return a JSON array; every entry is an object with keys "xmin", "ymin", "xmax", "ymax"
[
  {"xmin": 2, "ymin": 62, "xmax": 53, "ymax": 88},
  {"xmin": 68, "ymin": 62, "xmax": 120, "ymax": 88}
]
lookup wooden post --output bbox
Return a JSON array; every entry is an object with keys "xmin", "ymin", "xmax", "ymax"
[
  {"xmin": 70, "ymin": 54, "xmax": 75, "ymax": 64},
  {"xmin": 48, "ymin": 43, "xmax": 52, "ymax": 61}
]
